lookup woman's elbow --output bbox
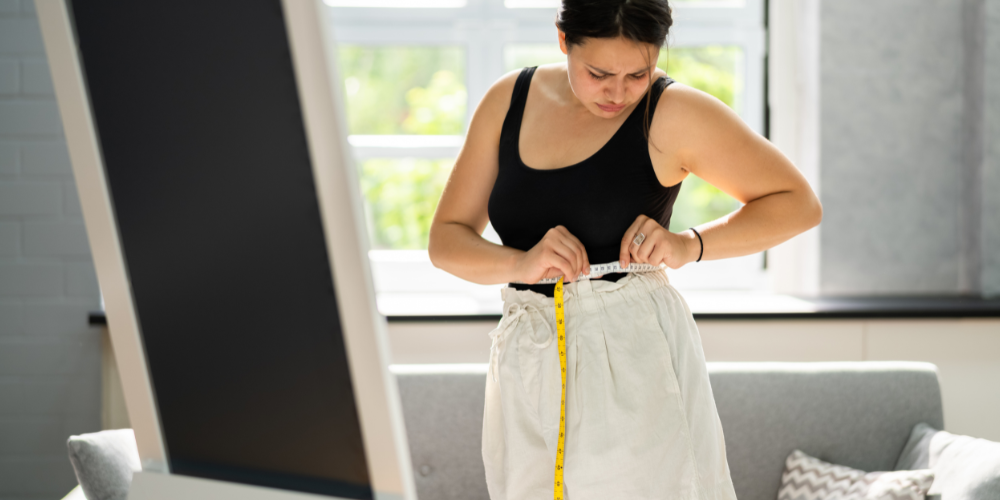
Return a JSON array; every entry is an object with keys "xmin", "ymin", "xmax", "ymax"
[
  {"xmin": 805, "ymin": 193, "xmax": 823, "ymax": 229},
  {"xmin": 427, "ymin": 224, "xmax": 443, "ymax": 269},
  {"xmin": 427, "ymin": 221, "xmax": 458, "ymax": 270}
]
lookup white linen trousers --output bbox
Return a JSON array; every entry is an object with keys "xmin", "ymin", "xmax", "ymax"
[{"xmin": 482, "ymin": 269, "xmax": 738, "ymax": 500}]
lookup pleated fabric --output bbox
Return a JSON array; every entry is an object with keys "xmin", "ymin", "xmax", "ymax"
[{"xmin": 482, "ymin": 270, "xmax": 738, "ymax": 500}]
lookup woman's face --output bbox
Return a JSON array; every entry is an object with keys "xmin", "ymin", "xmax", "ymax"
[{"xmin": 558, "ymin": 30, "xmax": 659, "ymax": 118}]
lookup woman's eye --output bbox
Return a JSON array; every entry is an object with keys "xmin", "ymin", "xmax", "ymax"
[{"xmin": 589, "ymin": 72, "xmax": 646, "ymax": 80}]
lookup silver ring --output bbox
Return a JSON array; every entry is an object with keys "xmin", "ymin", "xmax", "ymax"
[{"xmin": 632, "ymin": 232, "xmax": 645, "ymax": 246}]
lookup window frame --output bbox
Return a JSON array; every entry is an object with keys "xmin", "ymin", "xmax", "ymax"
[{"xmin": 324, "ymin": 0, "xmax": 770, "ymax": 316}]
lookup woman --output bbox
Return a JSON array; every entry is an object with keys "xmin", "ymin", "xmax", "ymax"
[{"xmin": 427, "ymin": 1, "xmax": 822, "ymax": 498}]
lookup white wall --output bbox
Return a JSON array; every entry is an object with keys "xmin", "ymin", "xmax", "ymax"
[
  {"xmin": 376, "ymin": 318, "xmax": 1000, "ymax": 443},
  {"xmin": 0, "ymin": 2, "xmax": 103, "ymax": 498}
]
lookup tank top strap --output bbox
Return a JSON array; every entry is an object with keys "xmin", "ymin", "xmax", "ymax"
[
  {"xmin": 643, "ymin": 75, "xmax": 676, "ymax": 129},
  {"xmin": 499, "ymin": 66, "xmax": 537, "ymax": 148}
]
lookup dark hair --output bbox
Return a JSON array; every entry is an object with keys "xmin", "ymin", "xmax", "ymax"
[{"xmin": 555, "ymin": 0, "xmax": 673, "ymax": 147}]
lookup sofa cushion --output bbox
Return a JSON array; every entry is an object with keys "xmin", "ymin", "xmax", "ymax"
[
  {"xmin": 709, "ymin": 361, "xmax": 943, "ymax": 500},
  {"xmin": 66, "ymin": 428, "xmax": 142, "ymax": 500},
  {"xmin": 894, "ymin": 422, "xmax": 1000, "ymax": 499},
  {"xmin": 778, "ymin": 449, "xmax": 933, "ymax": 500}
]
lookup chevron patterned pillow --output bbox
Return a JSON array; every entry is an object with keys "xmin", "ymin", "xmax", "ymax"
[{"xmin": 778, "ymin": 449, "xmax": 934, "ymax": 500}]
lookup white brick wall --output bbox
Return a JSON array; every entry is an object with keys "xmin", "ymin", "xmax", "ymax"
[
  {"xmin": 0, "ymin": 142, "xmax": 16, "ymax": 173},
  {"xmin": 20, "ymin": 60, "xmax": 52, "ymax": 96},
  {"xmin": 0, "ymin": 2, "xmax": 102, "ymax": 499},
  {"xmin": 0, "ymin": 60, "xmax": 17, "ymax": 95},
  {"xmin": 21, "ymin": 142, "xmax": 69, "ymax": 175}
]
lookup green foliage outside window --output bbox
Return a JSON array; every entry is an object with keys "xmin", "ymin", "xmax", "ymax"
[
  {"xmin": 339, "ymin": 45, "xmax": 466, "ymax": 135},
  {"xmin": 358, "ymin": 158, "xmax": 455, "ymax": 250}
]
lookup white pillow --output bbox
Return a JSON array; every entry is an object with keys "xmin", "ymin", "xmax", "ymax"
[
  {"xmin": 66, "ymin": 429, "xmax": 141, "ymax": 500},
  {"xmin": 777, "ymin": 449, "xmax": 933, "ymax": 500},
  {"xmin": 894, "ymin": 422, "xmax": 1000, "ymax": 500}
]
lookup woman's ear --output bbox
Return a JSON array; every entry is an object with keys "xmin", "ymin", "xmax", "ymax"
[{"xmin": 557, "ymin": 28, "xmax": 568, "ymax": 55}]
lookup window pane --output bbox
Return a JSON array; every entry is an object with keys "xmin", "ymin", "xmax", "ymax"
[
  {"xmin": 667, "ymin": 175, "xmax": 739, "ymax": 233},
  {"xmin": 504, "ymin": 0, "xmax": 559, "ymax": 7},
  {"xmin": 660, "ymin": 46, "xmax": 743, "ymax": 112},
  {"xmin": 672, "ymin": 0, "xmax": 745, "ymax": 4},
  {"xmin": 506, "ymin": 0, "xmax": 745, "ymax": 5},
  {"xmin": 503, "ymin": 43, "xmax": 742, "ymax": 232},
  {"xmin": 358, "ymin": 158, "xmax": 454, "ymax": 250},
  {"xmin": 503, "ymin": 44, "xmax": 564, "ymax": 73},
  {"xmin": 337, "ymin": 46, "xmax": 466, "ymax": 135},
  {"xmin": 326, "ymin": 0, "xmax": 466, "ymax": 6}
]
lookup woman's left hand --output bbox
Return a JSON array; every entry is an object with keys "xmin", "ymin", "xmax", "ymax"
[{"xmin": 619, "ymin": 215, "xmax": 695, "ymax": 270}]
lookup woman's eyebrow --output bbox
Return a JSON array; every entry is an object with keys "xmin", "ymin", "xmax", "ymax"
[{"xmin": 586, "ymin": 63, "xmax": 653, "ymax": 75}]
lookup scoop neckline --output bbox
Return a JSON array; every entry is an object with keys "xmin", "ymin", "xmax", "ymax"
[{"xmin": 516, "ymin": 72, "xmax": 666, "ymax": 174}]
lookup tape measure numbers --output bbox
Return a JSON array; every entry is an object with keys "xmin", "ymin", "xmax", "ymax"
[
  {"xmin": 547, "ymin": 261, "xmax": 663, "ymax": 499},
  {"xmin": 553, "ymin": 276, "xmax": 567, "ymax": 500},
  {"xmin": 513, "ymin": 260, "xmax": 663, "ymax": 285}
]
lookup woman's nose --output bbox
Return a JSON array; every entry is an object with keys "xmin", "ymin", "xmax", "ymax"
[{"xmin": 606, "ymin": 79, "xmax": 626, "ymax": 102}]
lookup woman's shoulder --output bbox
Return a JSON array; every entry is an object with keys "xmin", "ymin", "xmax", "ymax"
[
  {"xmin": 652, "ymin": 66, "xmax": 668, "ymax": 83},
  {"xmin": 648, "ymin": 77, "xmax": 759, "ymax": 178},
  {"xmin": 483, "ymin": 63, "xmax": 558, "ymax": 105},
  {"xmin": 475, "ymin": 64, "xmax": 558, "ymax": 136},
  {"xmin": 490, "ymin": 67, "xmax": 524, "ymax": 101},
  {"xmin": 653, "ymin": 78, "xmax": 744, "ymax": 134},
  {"xmin": 474, "ymin": 67, "xmax": 526, "ymax": 130},
  {"xmin": 456, "ymin": 67, "xmax": 532, "ymax": 167}
]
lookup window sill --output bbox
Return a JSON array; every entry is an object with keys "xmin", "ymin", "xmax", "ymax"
[{"xmin": 87, "ymin": 293, "xmax": 1000, "ymax": 326}]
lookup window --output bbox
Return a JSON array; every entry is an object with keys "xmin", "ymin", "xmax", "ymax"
[{"xmin": 325, "ymin": 0, "xmax": 767, "ymax": 316}]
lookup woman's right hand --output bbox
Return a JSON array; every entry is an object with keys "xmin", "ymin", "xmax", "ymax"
[{"xmin": 513, "ymin": 225, "xmax": 598, "ymax": 284}]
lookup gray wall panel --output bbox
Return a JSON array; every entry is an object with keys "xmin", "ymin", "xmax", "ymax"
[
  {"xmin": 819, "ymin": 0, "xmax": 988, "ymax": 295},
  {"xmin": 983, "ymin": 0, "xmax": 1000, "ymax": 297}
]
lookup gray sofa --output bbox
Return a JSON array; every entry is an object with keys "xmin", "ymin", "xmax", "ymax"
[
  {"xmin": 64, "ymin": 361, "xmax": 944, "ymax": 500},
  {"xmin": 396, "ymin": 361, "xmax": 943, "ymax": 500}
]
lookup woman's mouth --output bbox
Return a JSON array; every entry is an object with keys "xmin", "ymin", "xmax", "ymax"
[{"xmin": 597, "ymin": 102, "xmax": 625, "ymax": 112}]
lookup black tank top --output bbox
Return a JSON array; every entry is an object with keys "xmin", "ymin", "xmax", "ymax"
[{"xmin": 488, "ymin": 66, "xmax": 681, "ymax": 297}]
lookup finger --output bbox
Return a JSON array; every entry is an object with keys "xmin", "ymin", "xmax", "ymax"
[
  {"xmin": 630, "ymin": 237, "xmax": 652, "ymax": 264},
  {"xmin": 552, "ymin": 235, "xmax": 581, "ymax": 281},
  {"xmin": 543, "ymin": 267, "xmax": 562, "ymax": 279},
  {"xmin": 630, "ymin": 236, "xmax": 644, "ymax": 261},
  {"xmin": 558, "ymin": 227, "xmax": 590, "ymax": 275},
  {"xmin": 550, "ymin": 239, "xmax": 582, "ymax": 282},
  {"xmin": 620, "ymin": 217, "xmax": 644, "ymax": 268},
  {"xmin": 636, "ymin": 239, "xmax": 654, "ymax": 264},
  {"xmin": 630, "ymin": 241, "xmax": 644, "ymax": 264},
  {"xmin": 627, "ymin": 232, "xmax": 644, "ymax": 264},
  {"xmin": 648, "ymin": 241, "xmax": 668, "ymax": 268},
  {"xmin": 545, "ymin": 230, "xmax": 578, "ymax": 279},
  {"xmin": 634, "ymin": 220, "xmax": 657, "ymax": 263},
  {"xmin": 546, "ymin": 253, "xmax": 575, "ymax": 284}
]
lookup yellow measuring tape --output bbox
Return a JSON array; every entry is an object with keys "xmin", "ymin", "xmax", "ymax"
[
  {"xmin": 546, "ymin": 262, "xmax": 663, "ymax": 499},
  {"xmin": 553, "ymin": 275, "xmax": 567, "ymax": 500}
]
